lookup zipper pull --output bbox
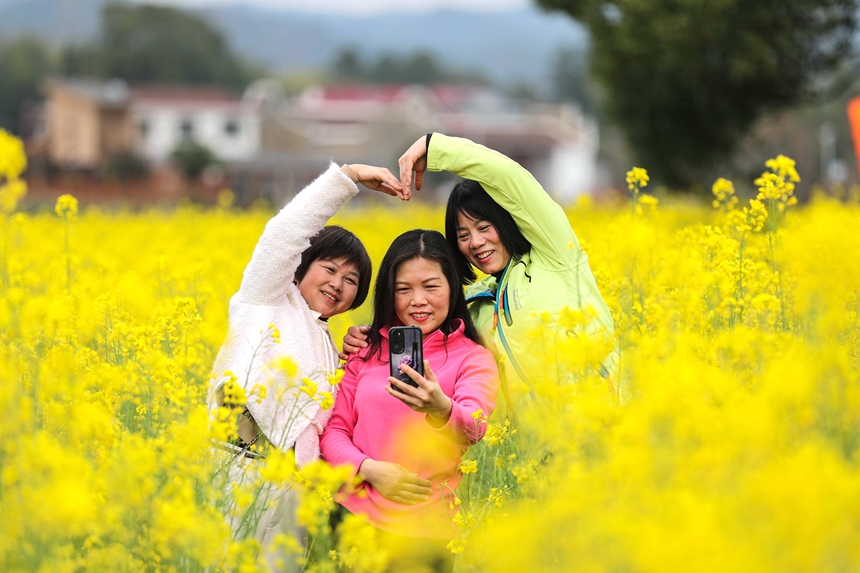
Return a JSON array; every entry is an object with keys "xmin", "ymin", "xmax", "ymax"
[{"xmin": 492, "ymin": 311, "xmax": 498, "ymax": 333}]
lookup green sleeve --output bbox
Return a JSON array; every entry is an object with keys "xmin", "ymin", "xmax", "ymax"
[{"xmin": 427, "ymin": 133, "xmax": 583, "ymax": 269}]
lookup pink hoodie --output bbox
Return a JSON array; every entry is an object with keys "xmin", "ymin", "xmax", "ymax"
[{"xmin": 320, "ymin": 320, "xmax": 499, "ymax": 539}]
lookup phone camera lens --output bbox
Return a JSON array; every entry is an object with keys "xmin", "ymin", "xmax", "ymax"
[{"xmin": 392, "ymin": 330, "xmax": 404, "ymax": 353}]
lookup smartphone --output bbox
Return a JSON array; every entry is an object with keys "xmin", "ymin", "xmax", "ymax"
[{"xmin": 389, "ymin": 326, "xmax": 424, "ymax": 392}]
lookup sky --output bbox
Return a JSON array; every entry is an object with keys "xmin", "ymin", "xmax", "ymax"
[{"xmin": 149, "ymin": 0, "xmax": 532, "ymax": 15}]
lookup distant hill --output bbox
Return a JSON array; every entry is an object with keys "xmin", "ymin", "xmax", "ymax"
[
  {"xmin": 0, "ymin": 0, "xmax": 587, "ymax": 90},
  {"xmin": 0, "ymin": 0, "xmax": 106, "ymax": 43}
]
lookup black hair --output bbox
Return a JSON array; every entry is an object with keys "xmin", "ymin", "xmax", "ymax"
[
  {"xmin": 295, "ymin": 225, "xmax": 372, "ymax": 310},
  {"xmin": 364, "ymin": 229, "xmax": 482, "ymax": 361},
  {"xmin": 444, "ymin": 179, "xmax": 532, "ymax": 283}
]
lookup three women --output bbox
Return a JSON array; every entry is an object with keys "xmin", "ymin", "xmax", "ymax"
[{"xmin": 210, "ymin": 131, "xmax": 616, "ymax": 570}]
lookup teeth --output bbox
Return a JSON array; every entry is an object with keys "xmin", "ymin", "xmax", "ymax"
[
  {"xmin": 412, "ymin": 313, "xmax": 429, "ymax": 318},
  {"xmin": 322, "ymin": 292, "xmax": 337, "ymax": 303},
  {"xmin": 476, "ymin": 250, "xmax": 493, "ymax": 261}
]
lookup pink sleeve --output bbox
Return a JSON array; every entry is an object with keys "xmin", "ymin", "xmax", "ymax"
[
  {"xmin": 320, "ymin": 356, "xmax": 370, "ymax": 478},
  {"xmin": 429, "ymin": 346, "xmax": 499, "ymax": 445}
]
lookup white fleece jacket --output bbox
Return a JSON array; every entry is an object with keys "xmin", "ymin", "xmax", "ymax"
[{"xmin": 208, "ymin": 163, "xmax": 359, "ymax": 466}]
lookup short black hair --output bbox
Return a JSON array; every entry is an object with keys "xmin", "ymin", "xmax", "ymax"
[
  {"xmin": 295, "ymin": 225, "xmax": 372, "ymax": 310},
  {"xmin": 444, "ymin": 179, "xmax": 531, "ymax": 283}
]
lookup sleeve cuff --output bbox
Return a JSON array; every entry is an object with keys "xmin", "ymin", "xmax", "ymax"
[{"xmin": 424, "ymin": 401, "xmax": 476, "ymax": 444}]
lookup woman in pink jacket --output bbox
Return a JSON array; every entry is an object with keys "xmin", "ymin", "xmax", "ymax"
[{"xmin": 320, "ymin": 229, "xmax": 499, "ymax": 572}]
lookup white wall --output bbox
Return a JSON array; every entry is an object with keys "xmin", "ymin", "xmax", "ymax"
[{"xmin": 132, "ymin": 101, "xmax": 260, "ymax": 164}]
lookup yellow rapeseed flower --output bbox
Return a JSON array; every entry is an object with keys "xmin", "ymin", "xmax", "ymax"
[
  {"xmin": 459, "ymin": 460, "xmax": 478, "ymax": 474},
  {"xmin": 626, "ymin": 166, "xmax": 650, "ymax": 193},
  {"xmin": 55, "ymin": 193, "xmax": 79, "ymax": 218},
  {"xmin": 0, "ymin": 127, "xmax": 27, "ymax": 180}
]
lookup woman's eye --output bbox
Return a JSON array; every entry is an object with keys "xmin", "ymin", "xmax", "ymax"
[
  {"xmin": 478, "ymin": 225, "xmax": 490, "ymax": 232},
  {"xmin": 345, "ymin": 278, "xmax": 357, "ymax": 286},
  {"xmin": 457, "ymin": 234, "xmax": 469, "ymax": 241}
]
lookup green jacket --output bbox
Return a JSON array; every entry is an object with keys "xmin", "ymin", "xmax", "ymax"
[{"xmin": 428, "ymin": 134, "xmax": 618, "ymax": 396}]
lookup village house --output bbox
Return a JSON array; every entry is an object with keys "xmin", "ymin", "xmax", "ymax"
[
  {"xmin": 238, "ymin": 81, "xmax": 599, "ymax": 204},
  {"xmin": 31, "ymin": 77, "xmax": 599, "ymax": 204},
  {"xmin": 35, "ymin": 77, "xmax": 260, "ymax": 169}
]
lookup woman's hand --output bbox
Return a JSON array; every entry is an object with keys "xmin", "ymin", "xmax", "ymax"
[
  {"xmin": 397, "ymin": 136, "xmax": 430, "ymax": 199},
  {"xmin": 387, "ymin": 360, "xmax": 452, "ymax": 427},
  {"xmin": 358, "ymin": 458, "xmax": 432, "ymax": 505},
  {"xmin": 340, "ymin": 164, "xmax": 405, "ymax": 199},
  {"xmin": 338, "ymin": 324, "xmax": 370, "ymax": 361}
]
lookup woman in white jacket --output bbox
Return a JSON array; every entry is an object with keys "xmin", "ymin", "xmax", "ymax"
[{"xmin": 208, "ymin": 162, "xmax": 402, "ymax": 569}]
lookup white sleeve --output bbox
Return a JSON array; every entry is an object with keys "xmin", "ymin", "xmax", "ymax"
[{"xmin": 234, "ymin": 163, "xmax": 358, "ymax": 306}]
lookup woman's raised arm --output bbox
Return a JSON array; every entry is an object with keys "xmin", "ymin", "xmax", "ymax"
[
  {"xmin": 400, "ymin": 133, "xmax": 583, "ymax": 270},
  {"xmin": 235, "ymin": 164, "xmax": 401, "ymax": 306}
]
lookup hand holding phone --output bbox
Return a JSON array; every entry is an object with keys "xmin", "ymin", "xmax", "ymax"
[
  {"xmin": 389, "ymin": 326, "xmax": 424, "ymax": 391},
  {"xmin": 385, "ymin": 355, "xmax": 453, "ymax": 425}
]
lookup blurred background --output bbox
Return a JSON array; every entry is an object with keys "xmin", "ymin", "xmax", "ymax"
[{"xmin": 2, "ymin": 0, "xmax": 859, "ymax": 206}]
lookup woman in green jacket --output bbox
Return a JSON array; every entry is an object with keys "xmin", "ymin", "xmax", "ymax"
[{"xmin": 345, "ymin": 133, "xmax": 618, "ymax": 408}]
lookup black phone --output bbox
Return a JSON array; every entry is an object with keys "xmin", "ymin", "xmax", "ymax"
[{"xmin": 389, "ymin": 326, "xmax": 424, "ymax": 392}]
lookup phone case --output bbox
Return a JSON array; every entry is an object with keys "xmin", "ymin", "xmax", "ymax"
[{"xmin": 389, "ymin": 326, "xmax": 424, "ymax": 391}]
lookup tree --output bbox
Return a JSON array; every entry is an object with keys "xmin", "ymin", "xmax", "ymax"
[
  {"xmin": 171, "ymin": 139, "xmax": 219, "ymax": 181},
  {"xmin": 330, "ymin": 48, "xmax": 485, "ymax": 85},
  {"xmin": 536, "ymin": 0, "xmax": 859, "ymax": 187},
  {"xmin": 0, "ymin": 37, "xmax": 55, "ymax": 133},
  {"xmin": 550, "ymin": 45, "xmax": 595, "ymax": 114},
  {"xmin": 95, "ymin": 2, "xmax": 259, "ymax": 89},
  {"xmin": 333, "ymin": 47, "xmax": 363, "ymax": 82}
]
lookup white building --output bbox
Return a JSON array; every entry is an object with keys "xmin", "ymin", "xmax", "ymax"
[{"xmin": 131, "ymin": 87, "xmax": 261, "ymax": 164}]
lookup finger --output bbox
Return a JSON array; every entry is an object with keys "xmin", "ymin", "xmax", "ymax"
[
  {"xmin": 376, "ymin": 183, "xmax": 400, "ymax": 197},
  {"xmin": 397, "ymin": 485, "xmax": 431, "ymax": 498},
  {"xmin": 342, "ymin": 342, "xmax": 359, "ymax": 354},
  {"xmin": 344, "ymin": 335, "xmax": 368, "ymax": 349},
  {"xmin": 398, "ymin": 156, "xmax": 412, "ymax": 193},
  {"xmin": 422, "ymin": 360, "xmax": 438, "ymax": 384},
  {"xmin": 359, "ymin": 325, "xmax": 371, "ymax": 333},
  {"xmin": 399, "ymin": 160, "xmax": 415, "ymax": 201},
  {"xmin": 385, "ymin": 383, "xmax": 422, "ymax": 408},
  {"xmin": 399, "ymin": 362, "xmax": 430, "ymax": 389},
  {"xmin": 338, "ymin": 352, "xmax": 349, "ymax": 361},
  {"xmin": 414, "ymin": 170, "xmax": 424, "ymax": 192},
  {"xmin": 386, "ymin": 380, "xmax": 419, "ymax": 400},
  {"xmin": 392, "ymin": 496, "xmax": 418, "ymax": 505},
  {"xmin": 380, "ymin": 167, "xmax": 402, "ymax": 188},
  {"xmin": 393, "ymin": 487, "xmax": 430, "ymax": 501},
  {"xmin": 402, "ymin": 478, "xmax": 433, "ymax": 490},
  {"xmin": 375, "ymin": 169, "xmax": 404, "ymax": 198}
]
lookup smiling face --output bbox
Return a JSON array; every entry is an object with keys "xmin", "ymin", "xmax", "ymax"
[
  {"xmin": 297, "ymin": 257, "xmax": 360, "ymax": 319},
  {"xmin": 393, "ymin": 257, "xmax": 451, "ymax": 335},
  {"xmin": 456, "ymin": 212, "xmax": 511, "ymax": 275}
]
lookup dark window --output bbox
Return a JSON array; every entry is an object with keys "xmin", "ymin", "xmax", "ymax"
[
  {"xmin": 224, "ymin": 119, "xmax": 240, "ymax": 137},
  {"xmin": 180, "ymin": 119, "xmax": 194, "ymax": 138}
]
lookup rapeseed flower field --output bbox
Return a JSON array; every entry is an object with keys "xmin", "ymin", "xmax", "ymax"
[{"xmin": 2, "ymin": 129, "xmax": 859, "ymax": 572}]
